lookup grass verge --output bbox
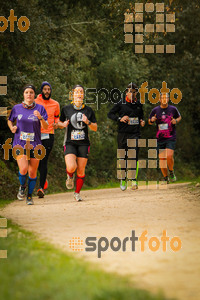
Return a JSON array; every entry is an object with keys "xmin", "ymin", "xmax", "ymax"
[{"xmin": 0, "ymin": 219, "xmax": 169, "ymax": 300}]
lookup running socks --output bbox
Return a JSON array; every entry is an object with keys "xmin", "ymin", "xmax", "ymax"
[
  {"xmin": 164, "ymin": 176, "xmax": 169, "ymax": 183},
  {"xmin": 135, "ymin": 161, "xmax": 139, "ymax": 180},
  {"xmin": 75, "ymin": 176, "xmax": 85, "ymax": 193},
  {"xmin": 67, "ymin": 170, "xmax": 74, "ymax": 178},
  {"xmin": 19, "ymin": 172, "xmax": 27, "ymax": 187},
  {"xmin": 28, "ymin": 177, "xmax": 37, "ymax": 196}
]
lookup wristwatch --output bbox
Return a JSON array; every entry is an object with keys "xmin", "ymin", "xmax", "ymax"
[
  {"xmin": 118, "ymin": 117, "xmax": 121, "ymax": 121},
  {"xmin": 39, "ymin": 116, "xmax": 44, "ymax": 120},
  {"xmin": 88, "ymin": 120, "xmax": 91, "ymax": 125}
]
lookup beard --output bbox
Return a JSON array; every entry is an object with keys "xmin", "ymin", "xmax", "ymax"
[{"xmin": 42, "ymin": 92, "xmax": 51, "ymax": 100}]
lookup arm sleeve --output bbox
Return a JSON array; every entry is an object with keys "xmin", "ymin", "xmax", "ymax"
[
  {"xmin": 140, "ymin": 104, "xmax": 144, "ymax": 120},
  {"xmin": 107, "ymin": 103, "xmax": 121, "ymax": 121},
  {"xmin": 90, "ymin": 109, "xmax": 97, "ymax": 123},
  {"xmin": 41, "ymin": 106, "xmax": 48, "ymax": 121},
  {"xmin": 174, "ymin": 107, "xmax": 181, "ymax": 118},
  {"xmin": 149, "ymin": 108, "xmax": 156, "ymax": 120},
  {"xmin": 54, "ymin": 102, "xmax": 60, "ymax": 122},
  {"xmin": 60, "ymin": 107, "xmax": 66, "ymax": 122},
  {"xmin": 8, "ymin": 106, "xmax": 16, "ymax": 122}
]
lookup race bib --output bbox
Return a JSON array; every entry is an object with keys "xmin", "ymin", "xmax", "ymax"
[
  {"xmin": 158, "ymin": 123, "xmax": 168, "ymax": 130},
  {"xmin": 71, "ymin": 130, "xmax": 85, "ymax": 140},
  {"xmin": 20, "ymin": 131, "xmax": 35, "ymax": 141},
  {"xmin": 41, "ymin": 133, "xmax": 50, "ymax": 140},
  {"xmin": 129, "ymin": 117, "xmax": 139, "ymax": 125}
]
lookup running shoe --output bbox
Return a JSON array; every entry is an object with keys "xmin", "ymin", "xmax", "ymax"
[
  {"xmin": 169, "ymin": 171, "xmax": 177, "ymax": 182},
  {"xmin": 26, "ymin": 195, "xmax": 34, "ymax": 205},
  {"xmin": 130, "ymin": 180, "xmax": 138, "ymax": 190},
  {"xmin": 161, "ymin": 176, "xmax": 170, "ymax": 184},
  {"xmin": 74, "ymin": 192, "xmax": 82, "ymax": 202},
  {"xmin": 120, "ymin": 180, "xmax": 127, "ymax": 191},
  {"xmin": 43, "ymin": 179, "xmax": 48, "ymax": 190},
  {"xmin": 37, "ymin": 188, "xmax": 44, "ymax": 198},
  {"xmin": 17, "ymin": 186, "xmax": 26, "ymax": 201},
  {"xmin": 66, "ymin": 174, "xmax": 75, "ymax": 189}
]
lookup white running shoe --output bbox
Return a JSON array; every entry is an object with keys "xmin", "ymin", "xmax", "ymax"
[
  {"xmin": 74, "ymin": 192, "xmax": 82, "ymax": 202},
  {"xmin": 66, "ymin": 174, "xmax": 75, "ymax": 189},
  {"xmin": 17, "ymin": 186, "xmax": 26, "ymax": 201},
  {"xmin": 120, "ymin": 180, "xmax": 127, "ymax": 191}
]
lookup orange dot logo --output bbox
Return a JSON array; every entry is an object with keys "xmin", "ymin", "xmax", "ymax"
[{"xmin": 69, "ymin": 237, "xmax": 84, "ymax": 252}]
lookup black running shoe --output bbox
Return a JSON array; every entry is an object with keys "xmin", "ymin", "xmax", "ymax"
[
  {"xmin": 164, "ymin": 176, "xmax": 170, "ymax": 184},
  {"xmin": 37, "ymin": 188, "xmax": 44, "ymax": 198},
  {"xmin": 26, "ymin": 195, "xmax": 34, "ymax": 205}
]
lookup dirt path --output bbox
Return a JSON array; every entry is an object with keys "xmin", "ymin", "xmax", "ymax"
[{"xmin": 1, "ymin": 183, "xmax": 200, "ymax": 300}]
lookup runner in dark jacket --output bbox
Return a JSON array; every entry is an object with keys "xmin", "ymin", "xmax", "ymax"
[{"xmin": 108, "ymin": 82, "xmax": 145, "ymax": 191}]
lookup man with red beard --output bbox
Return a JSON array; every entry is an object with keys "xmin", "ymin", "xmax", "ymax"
[{"xmin": 35, "ymin": 81, "xmax": 60, "ymax": 197}]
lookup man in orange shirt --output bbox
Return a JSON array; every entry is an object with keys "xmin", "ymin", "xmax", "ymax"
[{"xmin": 35, "ymin": 81, "xmax": 60, "ymax": 197}]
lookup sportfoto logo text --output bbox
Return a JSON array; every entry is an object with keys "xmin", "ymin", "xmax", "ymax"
[
  {"xmin": 69, "ymin": 230, "xmax": 182, "ymax": 258},
  {"xmin": 69, "ymin": 81, "xmax": 182, "ymax": 110},
  {"xmin": 0, "ymin": 9, "xmax": 30, "ymax": 33}
]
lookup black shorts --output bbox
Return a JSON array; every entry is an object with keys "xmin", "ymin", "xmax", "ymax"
[
  {"xmin": 157, "ymin": 140, "xmax": 176, "ymax": 150},
  {"xmin": 64, "ymin": 144, "xmax": 90, "ymax": 158}
]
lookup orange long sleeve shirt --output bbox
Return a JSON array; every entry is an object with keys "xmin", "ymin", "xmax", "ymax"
[{"xmin": 35, "ymin": 94, "xmax": 60, "ymax": 134}]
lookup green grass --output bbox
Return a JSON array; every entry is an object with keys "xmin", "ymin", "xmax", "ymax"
[
  {"xmin": 0, "ymin": 219, "xmax": 169, "ymax": 300},
  {"xmin": 1, "ymin": 178, "xmax": 197, "ymax": 300},
  {"xmin": 0, "ymin": 199, "xmax": 14, "ymax": 209},
  {"xmin": 170, "ymin": 176, "xmax": 200, "ymax": 185}
]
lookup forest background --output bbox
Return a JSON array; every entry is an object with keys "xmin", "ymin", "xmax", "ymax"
[{"xmin": 0, "ymin": 0, "xmax": 199, "ymax": 199}]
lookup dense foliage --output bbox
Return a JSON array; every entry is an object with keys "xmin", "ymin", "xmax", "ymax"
[{"xmin": 0, "ymin": 0, "xmax": 199, "ymax": 198}]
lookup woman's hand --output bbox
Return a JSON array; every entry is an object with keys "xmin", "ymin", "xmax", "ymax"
[
  {"xmin": 11, "ymin": 126, "xmax": 17, "ymax": 133},
  {"xmin": 57, "ymin": 120, "xmax": 69, "ymax": 128},
  {"xmin": 63, "ymin": 120, "xmax": 70, "ymax": 127},
  {"xmin": 82, "ymin": 114, "xmax": 89, "ymax": 124},
  {"xmin": 34, "ymin": 110, "xmax": 42, "ymax": 120},
  {"xmin": 34, "ymin": 111, "xmax": 48, "ymax": 129}
]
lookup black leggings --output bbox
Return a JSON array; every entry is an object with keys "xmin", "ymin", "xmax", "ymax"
[
  {"xmin": 117, "ymin": 133, "xmax": 140, "ymax": 180},
  {"xmin": 38, "ymin": 134, "xmax": 54, "ymax": 189}
]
